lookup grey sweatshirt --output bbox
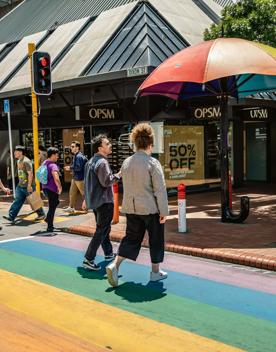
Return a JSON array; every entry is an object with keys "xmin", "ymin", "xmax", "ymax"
[{"xmin": 121, "ymin": 151, "xmax": 169, "ymax": 216}]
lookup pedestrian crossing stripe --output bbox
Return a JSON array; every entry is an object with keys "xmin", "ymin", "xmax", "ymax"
[
  {"xmin": 1, "ymin": 238, "xmax": 276, "ymax": 352},
  {"xmin": 0, "ymin": 269, "xmax": 244, "ymax": 352}
]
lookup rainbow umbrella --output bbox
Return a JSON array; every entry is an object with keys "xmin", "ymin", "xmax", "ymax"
[{"xmin": 136, "ymin": 38, "xmax": 276, "ymax": 223}]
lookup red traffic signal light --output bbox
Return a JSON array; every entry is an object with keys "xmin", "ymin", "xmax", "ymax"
[{"xmin": 32, "ymin": 51, "xmax": 52, "ymax": 95}]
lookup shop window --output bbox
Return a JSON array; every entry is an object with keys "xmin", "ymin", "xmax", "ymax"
[{"xmin": 161, "ymin": 125, "xmax": 205, "ymax": 188}]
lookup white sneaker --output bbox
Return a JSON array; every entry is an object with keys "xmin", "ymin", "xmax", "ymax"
[
  {"xmin": 64, "ymin": 206, "xmax": 75, "ymax": 213},
  {"xmin": 150, "ymin": 270, "xmax": 168, "ymax": 282},
  {"xmin": 106, "ymin": 262, "xmax": 118, "ymax": 287}
]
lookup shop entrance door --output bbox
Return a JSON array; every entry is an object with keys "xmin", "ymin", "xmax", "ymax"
[{"xmin": 245, "ymin": 122, "xmax": 267, "ymax": 181}]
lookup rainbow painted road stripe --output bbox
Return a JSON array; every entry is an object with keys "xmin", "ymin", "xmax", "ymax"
[{"xmin": 0, "ymin": 235, "xmax": 276, "ymax": 352}]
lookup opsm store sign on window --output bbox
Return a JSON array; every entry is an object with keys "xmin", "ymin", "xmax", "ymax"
[{"xmin": 163, "ymin": 126, "xmax": 204, "ymax": 182}]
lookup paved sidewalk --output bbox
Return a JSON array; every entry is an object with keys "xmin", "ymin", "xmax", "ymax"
[{"xmin": 67, "ymin": 184, "xmax": 276, "ymax": 271}]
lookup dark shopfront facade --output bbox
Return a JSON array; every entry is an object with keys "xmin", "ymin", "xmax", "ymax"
[
  {"xmin": 0, "ymin": 76, "xmax": 149, "ymax": 184},
  {"xmin": 3, "ymin": 82, "xmax": 275, "ymax": 189},
  {"xmin": 147, "ymin": 97, "xmax": 276, "ymax": 190}
]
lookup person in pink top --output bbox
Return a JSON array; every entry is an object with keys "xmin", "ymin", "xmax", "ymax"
[{"xmin": 42, "ymin": 147, "xmax": 62, "ymax": 234}]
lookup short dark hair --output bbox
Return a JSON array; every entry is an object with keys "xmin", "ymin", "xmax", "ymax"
[
  {"xmin": 47, "ymin": 147, "xmax": 59, "ymax": 158},
  {"xmin": 92, "ymin": 134, "xmax": 108, "ymax": 154},
  {"xmin": 71, "ymin": 141, "xmax": 80, "ymax": 149},
  {"xmin": 15, "ymin": 145, "xmax": 26, "ymax": 154},
  {"xmin": 39, "ymin": 145, "xmax": 46, "ymax": 152}
]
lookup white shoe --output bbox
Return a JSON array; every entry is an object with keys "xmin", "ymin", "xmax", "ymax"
[
  {"xmin": 106, "ymin": 262, "xmax": 118, "ymax": 287},
  {"xmin": 64, "ymin": 206, "xmax": 75, "ymax": 213},
  {"xmin": 150, "ymin": 270, "xmax": 168, "ymax": 282}
]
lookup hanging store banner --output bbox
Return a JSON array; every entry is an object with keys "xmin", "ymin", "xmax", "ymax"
[
  {"xmin": 88, "ymin": 107, "xmax": 116, "ymax": 120},
  {"xmin": 77, "ymin": 105, "xmax": 131, "ymax": 123},
  {"xmin": 191, "ymin": 106, "xmax": 221, "ymax": 120},
  {"xmin": 78, "ymin": 106, "xmax": 119, "ymax": 121},
  {"xmin": 241, "ymin": 108, "xmax": 269, "ymax": 120},
  {"xmin": 163, "ymin": 126, "xmax": 204, "ymax": 181}
]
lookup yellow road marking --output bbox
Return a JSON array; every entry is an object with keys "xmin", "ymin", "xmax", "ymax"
[
  {"xmin": 0, "ymin": 303, "xmax": 108, "ymax": 352},
  {"xmin": 0, "ymin": 269, "xmax": 244, "ymax": 352},
  {"xmin": 18, "ymin": 213, "xmax": 68, "ymax": 223}
]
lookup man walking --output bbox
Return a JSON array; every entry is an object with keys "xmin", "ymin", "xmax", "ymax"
[
  {"xmin": 42, "ymin": 147, "xmax": 62, "ymax": 233},
  {"xmin": 82, "ymin": 134, "xmax": 120, "ymax": 271},
  {"xmin": 64, "ymin": 141, "xmax": 87, "ymax": 213},
  {"xmin": 3, "ymin": 145, "xmax": 45, "ymax": 224}
]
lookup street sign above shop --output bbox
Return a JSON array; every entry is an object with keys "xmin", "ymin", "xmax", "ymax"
[{"xmin": 127, "ymin": 66, "xmax": 148, "ymax": 77}]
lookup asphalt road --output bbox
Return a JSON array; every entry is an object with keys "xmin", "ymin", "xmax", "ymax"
[{"xmin": 1, "ymin": 215, "xmax": 276, "ymax": 352}]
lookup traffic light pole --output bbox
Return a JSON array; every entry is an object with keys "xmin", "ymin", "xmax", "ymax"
[{"xmin": 28, "ymin": 43, "xmax": 40, "ymax": 193}]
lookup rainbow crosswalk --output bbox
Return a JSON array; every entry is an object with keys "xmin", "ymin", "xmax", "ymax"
[{"xmin": 0, "ymin": 234, "xmax": 276, "ymax": 351}]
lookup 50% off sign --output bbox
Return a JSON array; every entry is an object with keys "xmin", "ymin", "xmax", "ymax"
[{"xmin": 169, "ymin": 143, "xmax": 197, "ymax": 171}]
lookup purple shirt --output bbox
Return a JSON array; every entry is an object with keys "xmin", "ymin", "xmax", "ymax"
[{"xmin": 42, "ymin": 160, "xmax": 59, "ymax": 193}]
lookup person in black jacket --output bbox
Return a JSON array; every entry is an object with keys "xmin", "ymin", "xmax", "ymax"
[
  {"xmin": 64, "ymin": 141, "xmax": 87, "ymax": 213},
  {"xmin": 82, "ymin": 134, "xmax": 121, "ymax": 271}
]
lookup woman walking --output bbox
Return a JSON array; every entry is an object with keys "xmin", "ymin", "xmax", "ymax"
[
  {"xmin": 42, "ymin": 147, "xmax": 62, "ymax": 234},
  {"xmin": 106, "ymin": 123, "xmax": 169, "ymax": 287}
]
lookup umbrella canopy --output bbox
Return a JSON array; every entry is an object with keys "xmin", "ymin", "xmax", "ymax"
[
  {"xmin": 136, "ymin": 38, "xmax": 276, "ymax": 224},
  {"xmin": 137, "ymin": 38, "xmax": 276, "ymax": 100}
]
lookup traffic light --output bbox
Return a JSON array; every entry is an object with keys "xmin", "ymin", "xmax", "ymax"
[{"xmin": 32, "ymin": 51, "xmax": 52, "ymax": 95}]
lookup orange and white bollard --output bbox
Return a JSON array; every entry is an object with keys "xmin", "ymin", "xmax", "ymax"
[
  {"xmin": 112, "ymin": 182, "xmax": 119, "ymax": 224},
  {"xmin": 178, "ymin": 183, "xmax": 186, "ymax": 233}
]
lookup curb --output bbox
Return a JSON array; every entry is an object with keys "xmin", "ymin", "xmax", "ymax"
[{"xmin": 65, "ymin": 225, "xmax": 276, "ymax": 272}]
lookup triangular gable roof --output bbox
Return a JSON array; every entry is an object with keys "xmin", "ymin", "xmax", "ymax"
[
  {"xmin": 86, "ymin": 2, "xmax": 187, "ymax": 76},
  {"xmin": 0, "ymin": 0, "xmax": 221, "ymax": 98},
  {"xmin": 52, "ymin": 2, "xmax": 138, "ymax": 83}
]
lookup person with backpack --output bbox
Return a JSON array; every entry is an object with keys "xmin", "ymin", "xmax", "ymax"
[
  {"xmin": 64, "ymin": 141, "xmax": 87, "ymax": 213},
  {"xmin": 41, "ymin": 147, "xmax": 62, "ymax": 233},
  {"xmin": 82, "ymin": 134, "xmax": 121, "ymax": 271}
]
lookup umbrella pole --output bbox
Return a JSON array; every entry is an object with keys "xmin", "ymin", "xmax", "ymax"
[
  {"xmin": 219, "ymin": 95, "xmax": 230, "ymax": 222},
  {"xmin": 219, "ymin": 83, "xmax": 250, "ymax": 223}
]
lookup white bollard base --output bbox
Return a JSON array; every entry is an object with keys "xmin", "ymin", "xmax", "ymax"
[{"xmin": 178, "ymin": 199, "xmax": 186, "ymax": 233}]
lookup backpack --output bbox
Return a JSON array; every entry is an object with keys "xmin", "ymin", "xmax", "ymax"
[{"xmin": 36, "ymin": 164, "xmax": 48, "ymax": 184}]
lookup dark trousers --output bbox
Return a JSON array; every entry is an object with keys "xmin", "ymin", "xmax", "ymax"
[
  {"xmin": 44, "ymin": 189, "xmax": 59, "ymax": 230},
  {"xmin": 85, "ymin": 203, "xmax": 114, "ymax": 261},
  {"xmin": 118, "ymin": 213, "xmax": 165, "ymax": 264}
]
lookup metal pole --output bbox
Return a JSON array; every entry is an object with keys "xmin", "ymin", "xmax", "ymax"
[
  {"xmin": 220, "ymin": 95, "xmax": 230, "ymax": 222},
  {"xmin": 7, "ymin": 109, "xmax": 16, "ymax": 197},
  {"xmin": 28, "ymin": 43, "xmax": 40, "ymax": 193}
]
